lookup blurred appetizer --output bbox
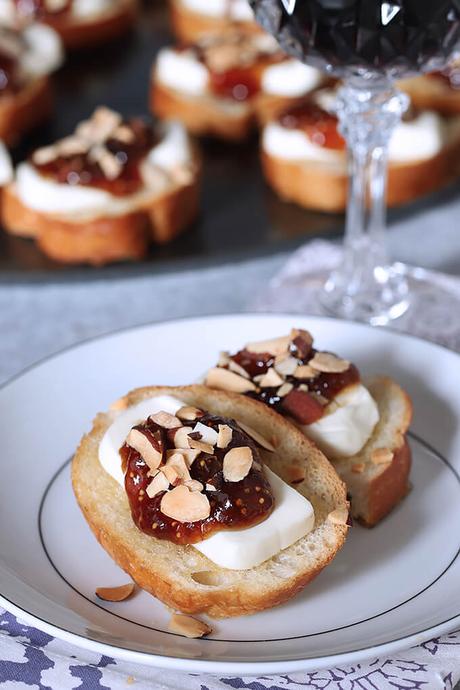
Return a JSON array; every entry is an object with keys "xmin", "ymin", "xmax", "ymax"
[
  {"xmin": 0, "ymin": 140, "xmax": 13, "ymax": 208},
  {"xmin": 169, "ymin": 0, "xmax": 260, "ymax": 44},
  {"xmin": 151, "ymin": 29, "xmax": 326, "ymax": 141},
  {"xmin": 205, "ymin": 328, "xmax": 412, "ymax": 527},
  {"xmin": 399, "ymin": 60, "xmax": 460, "ymax": 116},
  {"xmin": 2, "ymin": 107, "xmax": 200, "ymax": 265},
  {"xmin": 261, "ymin": 89, "xmax": 460, "ymax": 212},
  {"xmin": 73, "ymin": 385, "xmax": 348, "ymax": 617},
  {"xmin": 1, "ymin": 0, "xmax": 137, "ymax": 50},
  {"xmin": 0, "ymin": 23, "xmax": 62, "ymax": 145}
]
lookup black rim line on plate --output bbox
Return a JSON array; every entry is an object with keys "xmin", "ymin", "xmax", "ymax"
[{"xmin": 32, "ymin": 430, "xmax": 460, "ymax": 648}]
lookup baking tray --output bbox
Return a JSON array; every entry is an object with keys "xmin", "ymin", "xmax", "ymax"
[{"xmin": 1, "ymin": 0, "xmax": 459, "ymax": 283}]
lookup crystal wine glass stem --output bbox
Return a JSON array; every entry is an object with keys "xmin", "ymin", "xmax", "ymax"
[{"xmin": 322, "ymin": 76, "xmax": 410, "ymax": 323}]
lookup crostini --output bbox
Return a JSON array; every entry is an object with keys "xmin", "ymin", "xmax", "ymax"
[
  {"xmin": 261, "ymin": 89, "xmax": 460, "ymax": 211},
  {"xmin": 2, "ymin": 107, "xmax": 201, "ymax": 265},
  {"xmin": 205, "ymin": 328, "xmax": 413, "ymax": 527},
  {"xmin": 151, "ymin": 29, "xmax": 327, "ymax": 141},
  {"xmin": 169, "ymin": 0, "xmax": 260, "ymax": 43},
  {"xmin": 72, "ymin": 385, "xmax": 349, "ymax": 618},
  {"xmin": 399, "ymin": 60, "xmax": 460, "ymax": 117}
]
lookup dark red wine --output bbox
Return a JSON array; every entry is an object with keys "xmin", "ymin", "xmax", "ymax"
[{"xmin": 249, "ymin": 0, "xmax": 460, "ymax": 77}]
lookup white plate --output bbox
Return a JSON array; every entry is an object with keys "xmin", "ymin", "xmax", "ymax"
[{"xmin": 1, "ymin": 314, "xmax": 460, "ymax": 675}]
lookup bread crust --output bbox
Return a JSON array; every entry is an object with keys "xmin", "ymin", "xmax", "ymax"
[
  {"xmin": 261, "ymin": 138, "xmax": 460, "ymax": 211},
  {"xmin": 44, "ymin": 0, "xmax": 137, "ymax": 50},
  {"xmin": 1, "ymin": 167, "xmax": 200, "ymax": 265},
  {"xmin": 399, "ymin": 75, "xmax": 460, "ymax": 116},
  {"xmin": 72, "ymin": 385, "xmax": 348, "ymax": 618},
  {"xmin": 168, "ymin": 0, "xmax": 261, "ymax": 43},
  {"xmin": 0, "ymin": 77, "xmax": 53, "ymax": 147}
]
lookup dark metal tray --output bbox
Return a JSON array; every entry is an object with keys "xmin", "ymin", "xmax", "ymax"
[{"xmin": 1, "ymin": 0, "xmax": 458, "ymax": 282}]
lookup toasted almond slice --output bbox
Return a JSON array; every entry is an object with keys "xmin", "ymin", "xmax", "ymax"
[
  {"xmin": 274, "ymin": 355, "xmax": 298, "ymax": 377},
  {"xmin": 327, "ymin": 508, "xmax": 349, "ymax": 526},
  {"xmin": 168, "ymin": 613, "xmax": 212, "ymax": 639},
  {"xmin": 161, "ymin": 464, "xmax": 181, "ymax": 486},
  {"xmin": 32, "ymin": 145, "xmax": 58, "ymax": 165},
  {"xmin": 245, "ymin": 335, "xmax": 290, "ymax": 356},
  {"xmin": 277, "ymin": 382, "xmax": 294, "ymax": 398},
  {"xmin": 237, "ymin": 421, "xmax": 275, "ymax": 452},
  {"xmin": 147, "ymin": 471, "xmax": 170, "ymax": 497},
  {"xmin": 228, "ymin": 359, "xmax": 250, "ymax": 379},
  {"xmin": 218, "ymin": 351, "xmax": 230, "ymax": 366},
  {"xmin": 352, "ymin": 462, "xmax": 365, "ymax": 474},
  {"xmin": 126, "ymin": 428, "xmax": 162, "ymax": 471},
  {"xmin": 291, "ymin": 328, "xmax": 313, "ymax": 347},
  {"xmin": 217, "ymin": 424, "xmax": 233, "ymax": 449},
  {"xmin": 189, "ymin": 437, "xmax": 214, "ymax": 454},
  {"xmin": 173, "ymin": 426, "xmax": 193, "ymax": 449},
  {"xmin": 309, "ymin": 352, "xmax": 350, "ymax": 374},
  {"xmin": 176, "ymin": 406, "xmax": 204, "ymax": 422},
  {"xmin": 160, "ymin": 485, "xmax": 211, "ymax": 522},
  {"xmin": 223, "ymin": 446, "xmax": 253, "ymax": 482},
  {"xmin": 96, "ymin": 583, "xmax": 135, "ymax": 602},
  {"xmin": 206, "ymin": 367, "xmax": 256, "ymax": 393},
  {"xmin": 193, "ymin": 422, "xmax": 219, "ymax": 446},
  {"xmin": 259, "ymin": 368, "xmax": 284, "ymax": 388},
  {"xmin": 310, "ymin": 392, "xmax": 329, "ymax": 406},
  {"xmin": 171, "ymin": 448, "xmax": 202, "ymax": 467},
  {"xmin": 58, "ymin": 135, "xmax": 87, "ymax": 157},
  {"xmin": 150, "ymin": 411, "xmax": 182, "ymax": 429},
  {"xmin": 165, "ymin": 453, "xmax": 192, "ymax": 482},
  {"xmin": 293, "ymin": 364, "xmax": 317, "ymax": 379},
  {"xmin": 184, "ymin": 479, "xmax": 204, "ymax": 492},
  {"xmin": 113, "ymin": 124, "xmax": 135, "ymax": 143},
  {"xmin": 206, "ymin": 483, "xmax": 217, "ymax": 492},
  {"xmin": 286, "ymin": 464, "xmax": 306, "ymax": 484},
  {"xmin": 371, "ymin": 447, "xmax": 394, "ymax": 465}
]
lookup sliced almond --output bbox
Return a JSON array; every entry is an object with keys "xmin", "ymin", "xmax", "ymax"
[
  {"xmin": 274, "ymin": 355, "xmax": 298, "ymax": 377},
  {"xmin": 206, "ymin": 367, "xmax": 256, "ymax": 393},
  {"xmin": 293, "ymin": 364, "xmax": 317, "ymax": 379},
  {"xmin": 277, "ymin": 382, "xmax": 294, "ymax": 398},
  {"xmin": 228, "ymin": 359, "xmax": 250, "ymax": 379},
  {"xmin": 237, "ymin": 421, "xmax": 275, "ymax": 452},
  {"xmin": 217, "ymin": 351, "xmax": 230, "ymax": 367},
  {"xmin": 193, "ymin": 422, "xmax": 219, "ymax": 446},
  {"xmin": 223, "ymin": 446, "xmax": 253, "ymax": 482},
  {"xmin": 126, "ymin": 428, "xmax": 162, "ymax": 471},
  {"xmin": 291, "ymin": 328, "xmax": 313, "ymax": 347},
  {"xmin": 352, "ymin": 462, "xmax": 365, "ymax": 474},
  {"xmin": 164, "ymin": 453, "xmax": 192, "ymax": 482},
  {"xmin": 176, "ymin": 406, "xmax": 204, "ymax": 422},
  {"xmin": 184, "ymin": 479, "xmax": 204, "ymax": 492},
  {"xmin": 114, "ymin": 124, "xmax": 135, "ymax": 143},
  {"xmin": 33, "ymin": 145, "xmax": 57, "ymax": 165},
  {"xmin": 96, "ymin": 583, "xmax": 135, "ymax": 602},
  {"xmin": 173, "ymin": 426, "xmax": 193, "ymax": 449},
  {"xmin": 327, "ymin": 508, "xmax": 349, "ymax": 526},
  {"xmin": 58, "ymin": 135, "xmax": 87, "ymax": 157},
  {"xmin": 150, "ymin": 411, "xmax": 182, "ymax": 429},
  {"xmin": 286, "ymin": 464, "xmax": 306, "ymax": 484},
  {"xmin": 206, "ymin": 483, "xmax": 217, "ymax": 492},
  {"xmin": 217, "ymin": 424, "xmax": 233, "ymax": 449},
  {"xmin": 309, "ymin": 352, "xmax": 350, "ymax": 374},
  {"xmin": 371, "ymin": 448, "xmax": 394, "ymax": 465},
  {"xmin": 147, "ymin": 471, "xmax": 170, "ymax": 497},
  {"xmin": 189, "ymin": 437, "xmax": 214, "ymax": 454},
  {"xmin": 258, "ymin": 368, "xmax": 284, "ymax": 388},
  {"xmin": 160, "ymin": 485, "xmax": 211, "ymax": 522},
  {"xmin": 161, "ymin": 464, "xmax": 181, "ymax": 486},
  {"xmin": 310, "ymin": 392, "xmax": 329, "ymax": 406},
  {"xmin": 168, "ymin": 613, "xmax": 212, "ymax": 639},
  {"xmin": 171, "ymin": 448, "xmax": 201, "ymax": 467},
  {"xmin": 245, "ymin": 335, "xmax": 290, "ymax": 356}
]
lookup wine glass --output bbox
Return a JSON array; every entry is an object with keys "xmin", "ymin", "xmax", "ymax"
[{"xmin": 249, "ymin": 0, "xmax": 460, "ymax": 324}]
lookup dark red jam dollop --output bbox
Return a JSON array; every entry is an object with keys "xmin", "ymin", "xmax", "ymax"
[
  {"xmin": 120, "ymin": 413, "xmax": 274, "ymax": 545},
  {"xmin": 279, "ymin": 102, "xmax": 346, "ymax": 150},
  {"xmin": 33, "ymin": 116, "xmax": 157, "ymax": 196}
]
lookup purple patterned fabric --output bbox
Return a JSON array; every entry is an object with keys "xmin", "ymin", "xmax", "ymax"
[{"xmin": 1, "ymin": 607, "xmax": 459, "ymax": 689}]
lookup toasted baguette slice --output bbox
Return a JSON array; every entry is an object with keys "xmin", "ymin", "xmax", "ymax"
[
  {"xmin": 1, "ymin": 161, "xmax": 200, "ymax": 265},
  {"xmin": 333, "ymin": 377, "xmax": 412, "ymax": 527},
  {"xmin": 44, "ymin": 0, "xmax": 137, "ymax": 50},
  {"xmin": 72, "ymin": 385, "xmax": 348, "ymax": 618},
  {"xmin": 169, "ymin": 0, "xmax": 261, "ymax": 43},
  {"xmin": 261, "ymin": 137, "xmax": 460, "ymax": 212},
  {"xmin": 399, "ymin": 75, "xmax": 460, "ymax": 116},
  {"xmin": 0, "ymin": 77, "xmax": 53, "ymax": 147}
]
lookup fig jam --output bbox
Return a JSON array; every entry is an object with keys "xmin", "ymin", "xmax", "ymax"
[
  {"xmin": 33, "ymin": 118, "xmax": 157, "ymax": 196},
  {"xmin": 279, "ymin": 102, "xmax": 346, "ymax": 150},
  {"xmin": 121, "ymin": 414, "xmax": 274, "ymax": 545}
]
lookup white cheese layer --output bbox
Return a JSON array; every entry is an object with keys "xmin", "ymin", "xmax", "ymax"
[
  {"xmin": 0, "ymin": 142, "xmax": 13, "ymax": 187},
  {"xmin": 263, "ymin": 110, "xmax": 449, "ymax": 165},
  {"xmin": 72, "ymin": 0, "xmax": 114, "ymax": 19},
  {"xmin": 155, "ymin": 49, "xmax": 210, "ymax": 96},
  {"xmin": 14, "ymin": 122, "xmax": 192, "ymax": 216},
  {"xmin": 99, "ymin": 395, "xmax": 315, "ymax": 571},
  {"xmin": 179, "ymin": 0, "xmax": 254, "ymax": 21},
  {"xmin": 261, "ymin": 60, "xmax": 323, "ymax": 98},
  {"xmin": 305, "ymin": 384, "xmax": 379, "ymax": 458}
]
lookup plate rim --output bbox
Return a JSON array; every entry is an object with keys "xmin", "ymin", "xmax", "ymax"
[{"xmin": 2, "ymin": 312, "xmax": 460, "ymax": 674}]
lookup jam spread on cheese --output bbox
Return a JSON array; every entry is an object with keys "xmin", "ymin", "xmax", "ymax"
[
  {"xmin": 31, "ymin": 108, "xmax": 157, "ymax": 196},
  {"xmin": 279, "ymin": 102, "xmax": 346, "ymax": 150},
  {"xmin": 121, "ymin": 412, "xmax": 274, "ymax": 544}
]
